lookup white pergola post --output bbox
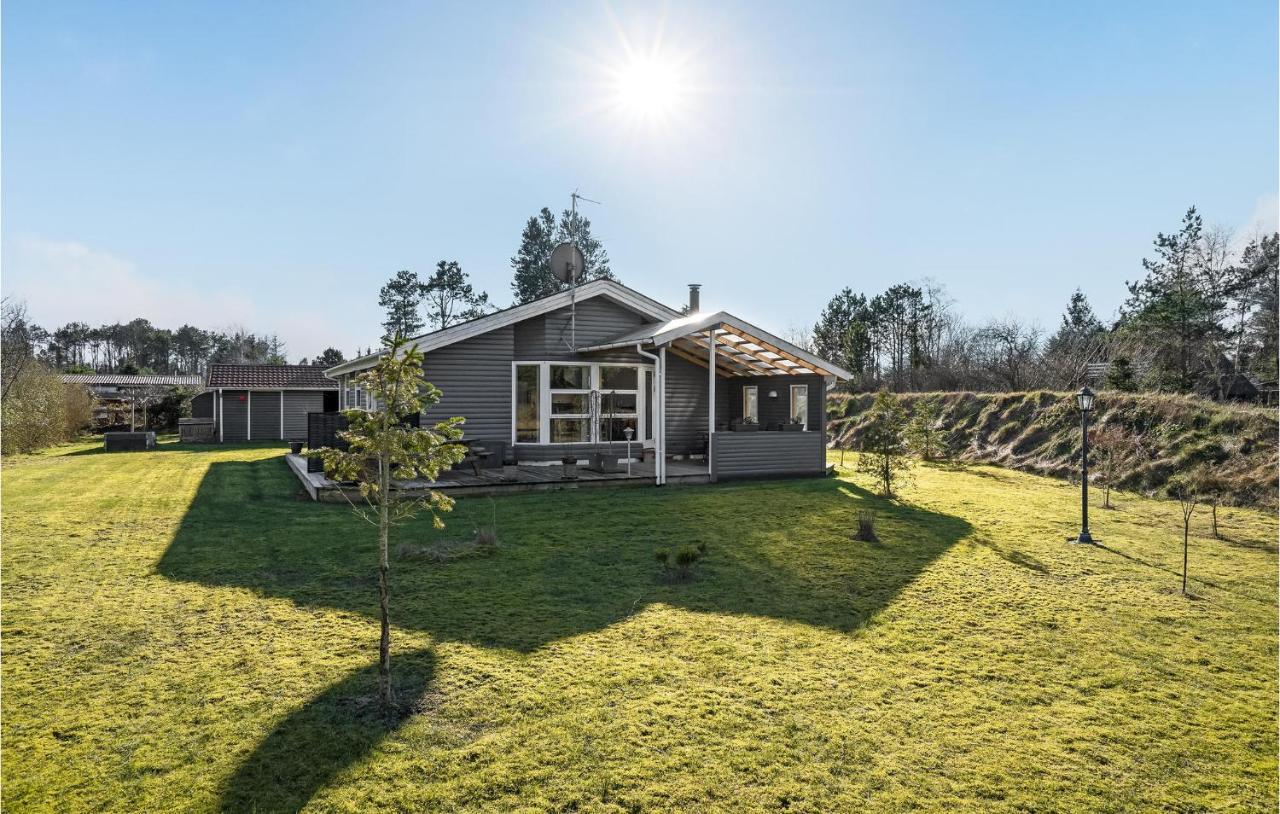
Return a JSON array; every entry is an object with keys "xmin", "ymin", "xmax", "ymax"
[
  {"xmin": 218, "ymin": 388, "xmax": 224, "ymax": 442},
  {"xmin": 279, "ymin": 390, "xmax": 284, "ymax": 440},
  {"xmin": 708, "ymin": 327, "xmax": 716, "ymax": 479},
  {"xmin": 658, "ymin": 346, "xmax": 667, "ymax": 485},
  {"xmin": 247, "ymin": 391, "xmax": 252, "ymax": 441}
]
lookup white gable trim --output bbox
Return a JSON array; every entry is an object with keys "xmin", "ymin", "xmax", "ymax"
[{"xmin": 325, "ymin": 279, "xmax": 679, "ymax": 377}]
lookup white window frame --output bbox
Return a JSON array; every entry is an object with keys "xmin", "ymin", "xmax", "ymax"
[
  {"xmin": 510, "ymin": 361, "xmax": 651, "ymax": 445},
  {"xmin": 789, "ymin": 384, "xmax": 809, "ymax": 430},
  {"xmin": 743, "ymin": 385, "xmax": 759, "ymax": 423},
  {"xmin": 548, "ymin": 363, "xmax": 593, "ymax": 444}
]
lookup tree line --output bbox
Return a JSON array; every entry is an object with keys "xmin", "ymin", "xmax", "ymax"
[
  {"xmin": 810, "ymin": 207, "xmax": 1278, "ymax": 397},
  {"xmin": 1, "ymin": 307, "xmax": 347, "ymax": 376}
]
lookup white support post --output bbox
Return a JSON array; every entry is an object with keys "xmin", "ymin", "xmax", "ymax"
[
  {"xmin": 708, "ymin": 327, "xmax": 716, "ymax": 479},
  {"xmin": 218, "ymin": 389, "xmax": 224, "ymax": 442},
  {"xmin": 279, "ymin": 390, "xmax": 284, "ymax": 440},
  {"xmin": 658, "ymin": 347, "xmax": 667, "ymax": 485},
  {"xmin": 246, "ymin": 391, "xmax": 252, "ymax": 441}
]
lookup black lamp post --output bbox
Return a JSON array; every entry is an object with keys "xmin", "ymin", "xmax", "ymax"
[{"xmin": 1072, "ymin": 386, "xmax": 1096, "ymax": 544}]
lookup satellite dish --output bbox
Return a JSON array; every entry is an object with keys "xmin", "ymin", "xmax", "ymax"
[{"xmin": 550, "ymin": 242, "xmax": 585, "ymax": 285}]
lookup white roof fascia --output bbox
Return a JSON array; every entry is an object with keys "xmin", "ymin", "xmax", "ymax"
[{"xmin": 325, "ymin": 279, "xmax": 679, "ymax": 377}]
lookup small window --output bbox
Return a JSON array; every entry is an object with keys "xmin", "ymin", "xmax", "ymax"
[
  {"xmin": 790, "ymin": 384, "xmax": 809, "ymax": 429},
  {"xmin": 550, "ymin": 417, "xmax": 590, "ymax": 443},
  {"xmin": 550, "ymin": 364, "xmax": 590, "ymax": 389},
  {"xmin": 515, "ymin": 365, "xmax": 539, "ymax": 442},
  {"xmin": 600, "ymin": 366, "xmax": 638, "ymax": 390},
  {"xmin": 743, "ymin": 386, "xmax": 758, "ymax": 422}
]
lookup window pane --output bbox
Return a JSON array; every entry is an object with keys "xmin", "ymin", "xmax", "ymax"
[
  {"xmin": 550, "ymin": 418, "xmax": 589, "ymax": 442},
  {"xmin": 600, "ymin": 366, "xmax": 637, "ymax": 390},
  {"xmin": 743, "ymin": 386, "xmax": 758, "ymax": 421},
  {"xmin": 791, "ymin": 385, "xmax": 808, "ymax": 427},
  {"xmin": 601, "ymin": 392, "xmax": 636, "ymax": 414},
  {"xmin": 551, "ymin": 393, "xmax": 587, "ymax": 415},
  {"xmin": 550, "ymin": 365, "xmax": 589, "ymax": 389},
  {"xmin": 516, "ymin": 365, "xmax": 539, "ymax": 442},
  {"xmin": 601, "ymin": 416, "xmax": 638, "ymax": 442}
]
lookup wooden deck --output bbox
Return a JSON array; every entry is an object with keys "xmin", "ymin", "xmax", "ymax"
[{"xmin": 285, "ymin": 454, "xmax": 710, "ymax": 502}]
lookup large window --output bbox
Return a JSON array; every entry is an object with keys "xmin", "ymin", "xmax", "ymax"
[
  {"xmin": 549, "ymin": 364, "xmax": 592, "ymax": 442},
  {"xmin": 513, "ymin": 362, "xmax": 648, "ymax": 444},
  {"xmin": 790, "ymin": 384, "xmax": 809, "ymax": 429},
  {"xmin": 515, "ymin": 365, "xmax": 539, "ymax": 442}
]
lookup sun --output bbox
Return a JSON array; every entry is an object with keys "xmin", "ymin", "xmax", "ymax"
[{"xmin": 612, "ymin": 56, "xmax": 686, "ymax": 120}]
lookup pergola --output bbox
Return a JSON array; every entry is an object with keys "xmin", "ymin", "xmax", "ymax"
[{"xmin": 578, "ymin": 311, "xmax": 853, "ymax": 483}]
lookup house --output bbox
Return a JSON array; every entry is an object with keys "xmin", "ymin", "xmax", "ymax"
[
  {"xmin": 61, "ymin": 373, "xmax": 204, "ymax": 430},
  {"xmin": 191, "ymin": 365, "xmax": 338, "ymax": 442},
  {"xmin": 324, "ymin": 280, "xmax": 852, "ymax": 483}
]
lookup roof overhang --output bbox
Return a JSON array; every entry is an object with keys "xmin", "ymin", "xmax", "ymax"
[
  {"xmin": 325, "ymin": 279, "xmax": 680, "ymax": 377},
  {"xmin": 578, "ymin": 310, "xmax": 855, "ymax": 381}
]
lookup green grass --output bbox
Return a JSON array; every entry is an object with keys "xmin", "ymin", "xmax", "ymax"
[{"xmin": 3, "ymin": 440, "xmax": 1276, "ymax": 812}]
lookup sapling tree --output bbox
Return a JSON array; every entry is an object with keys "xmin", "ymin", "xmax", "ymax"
[
  {"xmin": 1090, "ymin": 424, "xmax": 1141, "ymax": 509},
  {"xmin": 1168, "ymin": 476, "xmax": 1198, "ymax": 596},
  {"xmin": 905, "ymin": 397, "xmax": 945, "ymax": 461},
  {"xmin": 1195, "ymin": 471, "xmax": 1228, "ymax": 539},
  {"xmin": 857, "ymin": 390, "xmax": 912, "ymax": 497},
  {"xmin": 310, "ymin": 335, "xmax": 466, "ymax": 711}
]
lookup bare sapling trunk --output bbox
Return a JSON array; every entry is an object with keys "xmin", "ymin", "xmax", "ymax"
[
  {"xmin": 1181, "ymin": 517, "xmax": 1189, "ymax": 596},
  {"xmin": 1210, "ymin": 501, "xmax": 1219, "ymax": 539},
  {"xmin": 378, "ymin": 452, "xmax": 394, "ymax": 710},
  {"xmin": 1104, "ymin": 483, "xmax": 1111, "ymax": 509}
]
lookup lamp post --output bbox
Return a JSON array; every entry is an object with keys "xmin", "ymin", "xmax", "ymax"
[
  {"xmin": 624, "ymin": 426, "xmax": 634, "ymax": 476},
  {"xmin": 1072, "ymin": 386, "xmax": 1096, "ymax": 544}
]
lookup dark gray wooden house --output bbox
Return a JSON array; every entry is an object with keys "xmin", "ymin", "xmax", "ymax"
[
  {"xmin": 191, "ymin": 365, "xmax": 338, "ymax": 442},
  {"xmin": 325, "ymin": 280, "xmax": 852, "ymax": 482}
]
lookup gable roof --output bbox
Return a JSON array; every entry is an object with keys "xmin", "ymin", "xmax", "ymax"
[
  {"xmin": 61, "ymin": 373, "xmax": 204, "ymax": 388},
  {"xmin": 580, "ymin": 311, "xmax": 855, "ymax": 381},
  {"xmin": 205, "ymin": 364, "xmax": 337, "ymax": 390},
  {"xmin": 326, "ymin": 278, "xmax": 680, "ymax": 376}
]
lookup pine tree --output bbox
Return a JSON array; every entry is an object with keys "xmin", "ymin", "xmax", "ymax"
[
  {"xmin": 1120, "ymin": 207, "xmax": 1225, "ymax": 391},
  {"xmin": 510, "ymin": 207, "xmax": 617, "ymax": 304},
  {"xmin": 422, "ymin": 261, "xmax": 492, "ymax": 330},
  {"xmin": 857, "ymin": 390, "xmax": 912, "ymax": 496},
  {"xmin": 379, "ymin": 270, "xmax": 426, "ymax": 341}
]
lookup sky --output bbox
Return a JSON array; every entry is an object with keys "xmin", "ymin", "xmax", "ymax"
[{"xmin": 3, "ymin": 0, "xmax": 1277, "ymax": 360}]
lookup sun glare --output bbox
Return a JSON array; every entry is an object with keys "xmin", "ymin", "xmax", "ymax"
[{"xmin": 612, "ymin": 56, "xmax": 687, "ymax": 121}]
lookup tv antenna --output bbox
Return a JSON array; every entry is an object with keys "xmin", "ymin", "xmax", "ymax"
[{"xmin": 551, "ymin": 189, "xmax": 601, "ymax": 350}]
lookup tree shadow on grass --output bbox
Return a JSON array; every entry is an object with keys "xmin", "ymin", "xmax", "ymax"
[
  {"xmin": 218, "ymin": 649, "xmax": 435, "ymax": 813},
  {"xmin": 156, "ymin": 455, "xmax": 974, "ymax": 809}
]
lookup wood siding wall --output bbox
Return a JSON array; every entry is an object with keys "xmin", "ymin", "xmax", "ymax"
[
  {"xmin": 221, "ymin": 391, "xmax": 248, "ymax": 441},
  {"xmin": 191, "ymin": 391, "xmax": 214, "ymax": 419},
  {"xmin": 249, "ymin": 392, "xmax": 281, "ymax": 440},
  {"xmin": 283, "ymin": 391, "xmax": 325, "ymax": 440},
  {"xmin": 711, "ymin": 431, "xmax": 826, "ymax": 480},
  {"xmin": 513, "ymin": 298, "xmax": 648, "ymax": 364},
  {"xmin": 420, "ymin": 325, "xmax": 515, "ymax": 444}
]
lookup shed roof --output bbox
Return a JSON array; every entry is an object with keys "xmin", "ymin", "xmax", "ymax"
[
  {"xmin": 205, "ymin": 364, "xmax": 337, "ymax": 390},
  {"xmin": 61, "ymin": 373, "xmax": 204, "ymax": 388}
]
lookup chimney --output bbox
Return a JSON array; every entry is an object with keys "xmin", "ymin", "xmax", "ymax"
[{"xmin": 688, "ymin": 284, "xmax": 701, "ymax": 313}]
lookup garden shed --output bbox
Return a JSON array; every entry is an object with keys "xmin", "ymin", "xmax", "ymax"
[{"xmin": 198, "ymin": 364, "xmax": 338, "ymax": 442}]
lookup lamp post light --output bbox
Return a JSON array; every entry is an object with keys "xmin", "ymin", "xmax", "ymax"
[
  {"xmin": 623, "ymin": 426, "xmax": 634, "ymax": 476},
  {"xmin": 1071, "ymin": 386, "xmax": 1096, "ymax": 544}
]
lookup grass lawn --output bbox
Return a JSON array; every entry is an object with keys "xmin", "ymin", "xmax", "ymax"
[{"xmin": 3, "ymin": 441, "xmax": 1276, "ymax": 812}]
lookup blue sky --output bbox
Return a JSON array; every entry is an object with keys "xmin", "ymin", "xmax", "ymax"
[{"xmin": 3, "ymin": 0, "xmax": 1276, "ymax": 359}]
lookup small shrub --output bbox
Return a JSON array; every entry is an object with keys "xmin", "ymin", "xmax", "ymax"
[
  {"xmin": 656, "ymin": 544, "xmax": 705, "ymax": 582},
  {"xmin": 853, "ymin": 510, "xmax": 878, "ymax": 542}
]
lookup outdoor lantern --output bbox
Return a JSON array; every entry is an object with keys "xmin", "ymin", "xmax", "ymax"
[
  {"xmin": 1070, "ymin": 386, "xmax": 1097, "ymax": 544},
  {"xmin": 768, "ymin": 390, "xmax": 778, "ymax": 399}
]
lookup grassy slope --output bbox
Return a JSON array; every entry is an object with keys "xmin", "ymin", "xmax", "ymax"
[
  {"xmin": 3, "ymin": 441, "xmax": 1276, "ymax": 813},
  {"xmin": 828, "ymin": 391, "xmax": 1279, "ymax": 507}
]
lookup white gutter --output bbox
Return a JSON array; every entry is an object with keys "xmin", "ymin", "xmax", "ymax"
[{"xmin": 636, "ymin": 344, "xmax": 663, "ymax": 485}]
